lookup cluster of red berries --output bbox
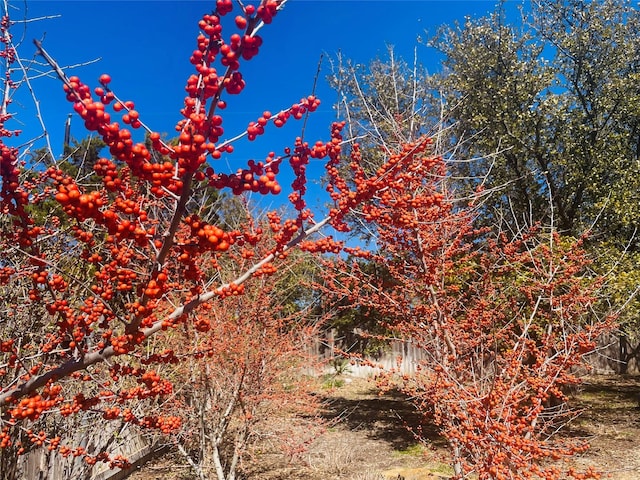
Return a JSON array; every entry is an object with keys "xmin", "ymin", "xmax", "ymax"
[
  {"xmin": 0, "ymin": 145, "xmax": 23, "ymax": 215},
  {"xmin": 207, "ymin": 161, "xmax": 281, "ymax": 195},
  {"xmin": 93, "ymin": 157, "xmax": 123, "ymax": 191},
  {"xmin": 299, "ymin": 236, "xmax": 343, "ymax": 254},
  {"xmin": 61, "ymin": 75, "xmax": 176, "ymax": 195},
  {"xmin": 252, "ymin": 262, "xmax": 277, "ymax": 277},
  {"xmin": 233, "ymin": 224, "xmax": 264, "ymax": 249},
  {"xmin": 110, "ymin": 332, "xmax": 144, "ymax": 355},
  {"xmin": 9, "ymin": 393, "xmax": 59, "ymax": 420},
  {"xmin": 54, "ymin": 184, "xmax": 104, "ymax": 221},
  {"xmin": 184, "ymin": 214, "xmax": 233, "ymax": 253},
  {"xmin": 140, "ymin": 415, "xmax": 182, "ymax": 434},
  {"xmin": 0, "ymin": 426, "xmax": 13, "ymax": 448},
  {"xmin": 216, "ymin": 282, "xmax": 245, "ymax": 299},
  {"xmin": 246, "ymin": 110, "xmax": 270, "ymax": 140},
  {"xmin": 255, "ymin": 0, "xmax": 280, "ymax": 24},
  {"xmin": 0, "ymin": 266, "xmax": 15, "ymax": 284}
]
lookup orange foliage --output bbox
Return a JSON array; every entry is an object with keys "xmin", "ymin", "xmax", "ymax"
[
  {"xmin": 323, "ymin": 145, "xmax": 613, "ymax": 479},
  {"xmin": 0, "ymin": 0, "xmax": 330, "ymax": 473}
]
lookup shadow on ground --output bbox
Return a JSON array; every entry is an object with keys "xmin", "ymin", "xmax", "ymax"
[
  {"xmin": 320, "ymin": 384, "xmax": 445, "ymax": 451},
  {"xmin": 567, "ymin": 375, "xmax": 640, "ymax": 434}
]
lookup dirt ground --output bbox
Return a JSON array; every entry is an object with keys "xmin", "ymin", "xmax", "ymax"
[
  {"xmin": 127, "ymin": 375, "xmax": 640, "ymax": 480},
  {"xmin": 563, "ymin": 375, "xmax": 640, "ymax": 480}
]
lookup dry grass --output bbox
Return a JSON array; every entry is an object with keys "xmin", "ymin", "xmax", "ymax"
[{"xmin": 129, "ymin": 375, "xmax": 640, "ymax": 480}]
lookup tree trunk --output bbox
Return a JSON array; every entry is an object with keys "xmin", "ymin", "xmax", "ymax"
[{"xmin": 619, "ymin": 332, "xmax": 629, "ymax": 374}]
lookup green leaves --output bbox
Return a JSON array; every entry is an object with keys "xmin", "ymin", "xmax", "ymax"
[{"xmin": 439, "ymin": 0, "xmax": 640, "ymax": 236}]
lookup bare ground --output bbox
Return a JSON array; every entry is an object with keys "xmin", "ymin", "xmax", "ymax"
[
  {"xmin": 128, "ymin": 375, "xmax": 640, "ymax": 480},
  {"xmin": 564, "ymin": 375, "xmax": 640, "ymax": 480}
]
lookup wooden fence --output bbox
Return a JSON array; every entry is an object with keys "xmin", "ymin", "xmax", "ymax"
[
  {"xmin": 313, "ymin": 329, "xmax": 427, "ymax": 378},
  {"xmin": 14, "ymin": 421, "xmax": 162, "ymax": 480},
  {"xmin": 314, "ymin": 329, "xmax": 640, "ymax": 378}
]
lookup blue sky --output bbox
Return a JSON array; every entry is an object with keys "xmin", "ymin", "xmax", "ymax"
[{"xmin": 9, "ymin": 0, "xmax": 509, "ymax": 215}]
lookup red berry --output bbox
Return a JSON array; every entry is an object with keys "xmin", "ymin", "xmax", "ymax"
[{"xmin": 235, "ymin": 15, "xmax": 247, "ymax": 29}]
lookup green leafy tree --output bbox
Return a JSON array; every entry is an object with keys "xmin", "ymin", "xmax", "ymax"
[
  {"xmin": 432, "ymin": 0, "xmax": 640, "ymax": 370},
  {"xmin": 431, "ymin": 0, "xmax": 640, "ymax": 237},
  {"xmin": 62, "ymin": 136, "xmax": 107, "ymax": 180}
]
